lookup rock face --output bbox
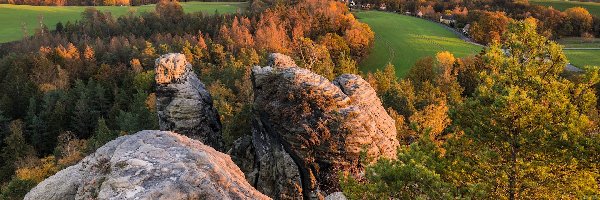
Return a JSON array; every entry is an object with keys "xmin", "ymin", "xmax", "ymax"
[
  {"xmin": 232, "ymin": 53, "xmax": 399, "ymax": 199},
  {"xmin": 24, "ymin": 130, "xmax": 270, "ymax": 200},
  {"xmin": 155, "ymin": 53, "xmax": 224, "ymax": 151}
]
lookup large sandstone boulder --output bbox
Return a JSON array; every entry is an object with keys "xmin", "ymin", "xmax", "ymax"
[
  {"xmin": 233, "ymin": 53, "xmax": 399, "ymax": 199},
  {"xmin": 24, "ymin": 130, "xmax": 270, "ymax": 200},
  {"xmin": 155, "ymin": 53, "xmax": 224, "ymax": 151}
]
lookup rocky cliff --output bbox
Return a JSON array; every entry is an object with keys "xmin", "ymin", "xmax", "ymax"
[
  {"xmin": 155, "ymin": 53, "xmax": 224, "ymax": 151},
  {"xmin": 26, "ymin": 53, "xmax": 397, "ymax": 200},
  {"xmin": 231, "ymin": 53, "xmax": 399, "ymax": 199},
  {"xmin": 24, "ymin": 130, "xmax": 270, "ymax": 200}
]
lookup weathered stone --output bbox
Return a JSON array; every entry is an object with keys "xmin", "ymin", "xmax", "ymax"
[
  {"xmin": 267, "ymin": 53, "xmax": 298, "ymax": 68},
  {"xmin": 332, "ymin": 74, "xmax": 399, "ymax": 161},
  {"xmin": 155, "ymin": 53, "xmax": 224, "ymax": 151},
  {"xmin": 325, "ymin": 192, "xmax": 347, "ymax": 200},
  {"xmin": 246, "ymin": 53, "xmax": 399, "ymax": 198},
  {"xmin": 251, "ymin": 117, "xmax": 304, "ymax": 200},
  {"xmin": 227, "ymin": 135, "xmax": 257, "ymax": 183},
  {"xmin": 24, "ymin": 130, "xmax": 270, "ymax": 200}
]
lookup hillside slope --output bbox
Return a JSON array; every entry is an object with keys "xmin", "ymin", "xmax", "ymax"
[
  {"xmin": 354, "ymin": 11, "xmax": 481, "ymax": 77},
  {"xmin": 530, "ymin": 0, "xmax": 600, "ymax": 16},
  {"xmin": 0, "ymin": 2, "xmax": 247, "ymax": 43}
]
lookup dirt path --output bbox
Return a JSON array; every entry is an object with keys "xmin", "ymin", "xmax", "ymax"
[{"xmin": 376, "ymin": 35, "xmax": 396, "ymax": 65}]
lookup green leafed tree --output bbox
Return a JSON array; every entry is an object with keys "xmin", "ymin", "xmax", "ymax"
[
  {"xmin": 0, "ymin": 120, "xmax": 35, "ymax": 182},
  {"xmin": 25, "ymin": 97, "xmax": 47, "ymax": 154},
  {"xmin": 340, "ymin": 134, "xmax": 460, "ymax": 199},
  {"xmin": 71, "ymin": 83, "xmax": 95, "ymax": 138},
  {"xmin": 0, "ymin": 178, "xmax": 36, "ymax": 200},
  {"xmin": 87, "ymin": 118, "xmax": 118, "ymax": 152},
  {"xmin": 116, "ymin": 92, "xmax": 158, "ymax": 134},
  {"xmin": 450, "ymin": 18, "xmax": 600, "ymax": 199}
]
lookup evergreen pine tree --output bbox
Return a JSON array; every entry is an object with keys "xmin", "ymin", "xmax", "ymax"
[
  {"xmin": 87, "ymin": 118, "xmax": 117, "ymax": 151},
  {"xmin": 25, "ymin": 97, "xmax": 46, "ymax": 154},
  {"xmin": 116, "ymin": 92, "xmax": 158, "ymax": 133},
  {"xmin": 71, "ymin": 81, "xmax": 95, "ymax": 138},
  {"xmin": 0, "ymin": 120, "xmax": 35, "ymax": 182}
]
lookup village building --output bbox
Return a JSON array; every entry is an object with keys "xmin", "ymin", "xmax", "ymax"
[
  {"xmin": 417, "ymin": 11, "xmax": 423, "ymax": 18},
  {"xmin": 440, "ymin": 14, "xmax": 456, "ymax": 25},
  {"xmin": 361, "ymin": 3, "xmax": 371, "ymax": 10},
  {"xmin": 462, "ymin": 24, "xmax": 470, "ymax": 35}
]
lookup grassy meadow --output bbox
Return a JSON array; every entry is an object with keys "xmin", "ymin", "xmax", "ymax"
[
  {"xmin": 564, "ymin": 50, "xmax": 600, "ymax": 68},
  {"xmin": 0, "ymin": 2, "xmax": 248, "ymax": 43},
  {"xmin": 354, "ymin": 11, "xmax": 482, "ymax": 77},
  {"xmin": 558, "ymin": 37, "xmax": 600, "ymax": 48},
  {"xmin": 556, "ymin": 38, "xmax": 600, "ymax": 68},
  {"xmin": 530, "ymin": 0, "xmax": 600, "ymax": 17}
]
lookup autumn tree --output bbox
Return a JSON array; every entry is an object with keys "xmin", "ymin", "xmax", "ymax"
[
  {"xmin": 451, "ymin": 19, "xmax": 600, "ymax": 199},
  {"xmin": 344, "ymin": 21, "xmax": 375, "ymax": 60},
  {"xmin": 155, "ymin": 0, "xmax": 184, "ymax": 20},
  {"xmin": 564, "ymin": 7, "xmax": 593, "ymax": 36},
  {"xmin": 255, "ymin": 12, "xmax": 291, "ymax": 54},
  {"xmin": 294, "ymin": 37, "xmax": 335, "ymax": 80},
  {"xmin": 469, "ymin": 11, "xmax": 511, "ymax": 44},
  {"xmin": 230, "ymin": 17, "xmax": 254, "ymax": 50},
  {"xmin": 141, "ymin": 41, "xmax": 157, "ymax": 68}
]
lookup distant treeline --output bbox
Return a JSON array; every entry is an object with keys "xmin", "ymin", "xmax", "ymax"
[
  {"xmin": 354, "ymin": 0, "xmax": 600, "ymax": 43},
  {"xmin": 0, "ymin": 0, "xmax": 242, "ymax": 6}
]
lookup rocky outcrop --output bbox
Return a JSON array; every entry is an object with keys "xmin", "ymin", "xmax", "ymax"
[
  {"xmin": 233, "ymin": 53, "xmax": 399, "ymax": 199},
  {"xmin": 325, "ymin": 192, "xmax": 347, "ymax": 200},
  {"xmin": 155, "ymin": 53, "xmax": 224, "ymax": 151},
  {"xmin": 24, "ymin": 130, "xmax": 270, "ymax": 200}
]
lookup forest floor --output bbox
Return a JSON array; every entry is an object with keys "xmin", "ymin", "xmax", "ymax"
[
  {"xmin": 0, "ymin": 2, "xmax": 248, "ymax": 43},
  {"xmin": 354, "ymin": 11, "xmax": 481, "ymax": 77}
]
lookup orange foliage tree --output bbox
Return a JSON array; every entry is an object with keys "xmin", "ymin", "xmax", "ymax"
[
  {"xmin": 469, "ymin": 11, "xmax": 511, "ymax": 44},
  {"xmin": 564, "ymin": 7, "xmax": 593, "ymax": 36}
]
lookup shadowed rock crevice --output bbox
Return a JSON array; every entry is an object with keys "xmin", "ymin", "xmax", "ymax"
[{"xmin": 155, "ymin": 53, "xmax": 224, "ymax": 151}]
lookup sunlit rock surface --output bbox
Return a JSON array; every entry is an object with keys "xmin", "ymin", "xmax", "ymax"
[
  {"xmin": 155, "ymin": 53, "xmax": 224, "ymax": 151},
  {"xmin": 24, "ymin": 130, "xmax": 270, "ymax": 200},
  {"xmin": 230, "ymin": 53, "xmax": 399, "ymax": 199}
]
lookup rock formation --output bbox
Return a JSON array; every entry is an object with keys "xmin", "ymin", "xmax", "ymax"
[
  {"xmin": 25, "ymin": 53, "xmax": 397, "ymax": 200},
  {"xmin": 24, "ymin": 130, "xmax": 270, "ymax": 200},
  {"xmin": 230, "ymin": 53, "xmax": 399, "ymax": 199},
  {"xmin": 155, "ymin": 53, "xmax": 224, "ymax": 151}
]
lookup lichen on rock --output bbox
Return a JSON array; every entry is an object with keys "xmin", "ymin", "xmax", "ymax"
[{"xmin": 24, "ymin": 130, "xmax": 270, "ymax": 200}]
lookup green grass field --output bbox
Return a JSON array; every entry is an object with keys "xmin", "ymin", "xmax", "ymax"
[
  {"xmin": 0, "ymin": 2, "xmax": 248, "ymax": 43},
  {"xmin": 564, "ymin": 50, "xmax": 600, "ymax": 67},
  {"xmin": 354, "ymin": 11, "xmax": 482, "ymax": 77},
  {"xmin": 555, "ymin": 38, "xmax": 600, "ymax": 68},
  {"xmin": 530, "ymin": 0, "xmax": 600, "ymax": 17},
  {"xmin": 558, "ymin": 37, "xmax": 600, "ymax": 48}
]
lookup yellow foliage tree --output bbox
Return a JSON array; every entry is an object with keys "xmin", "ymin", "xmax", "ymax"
[{"xmin": 16, "ymin": 156, "xmax": 59, "ymax": 183}]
